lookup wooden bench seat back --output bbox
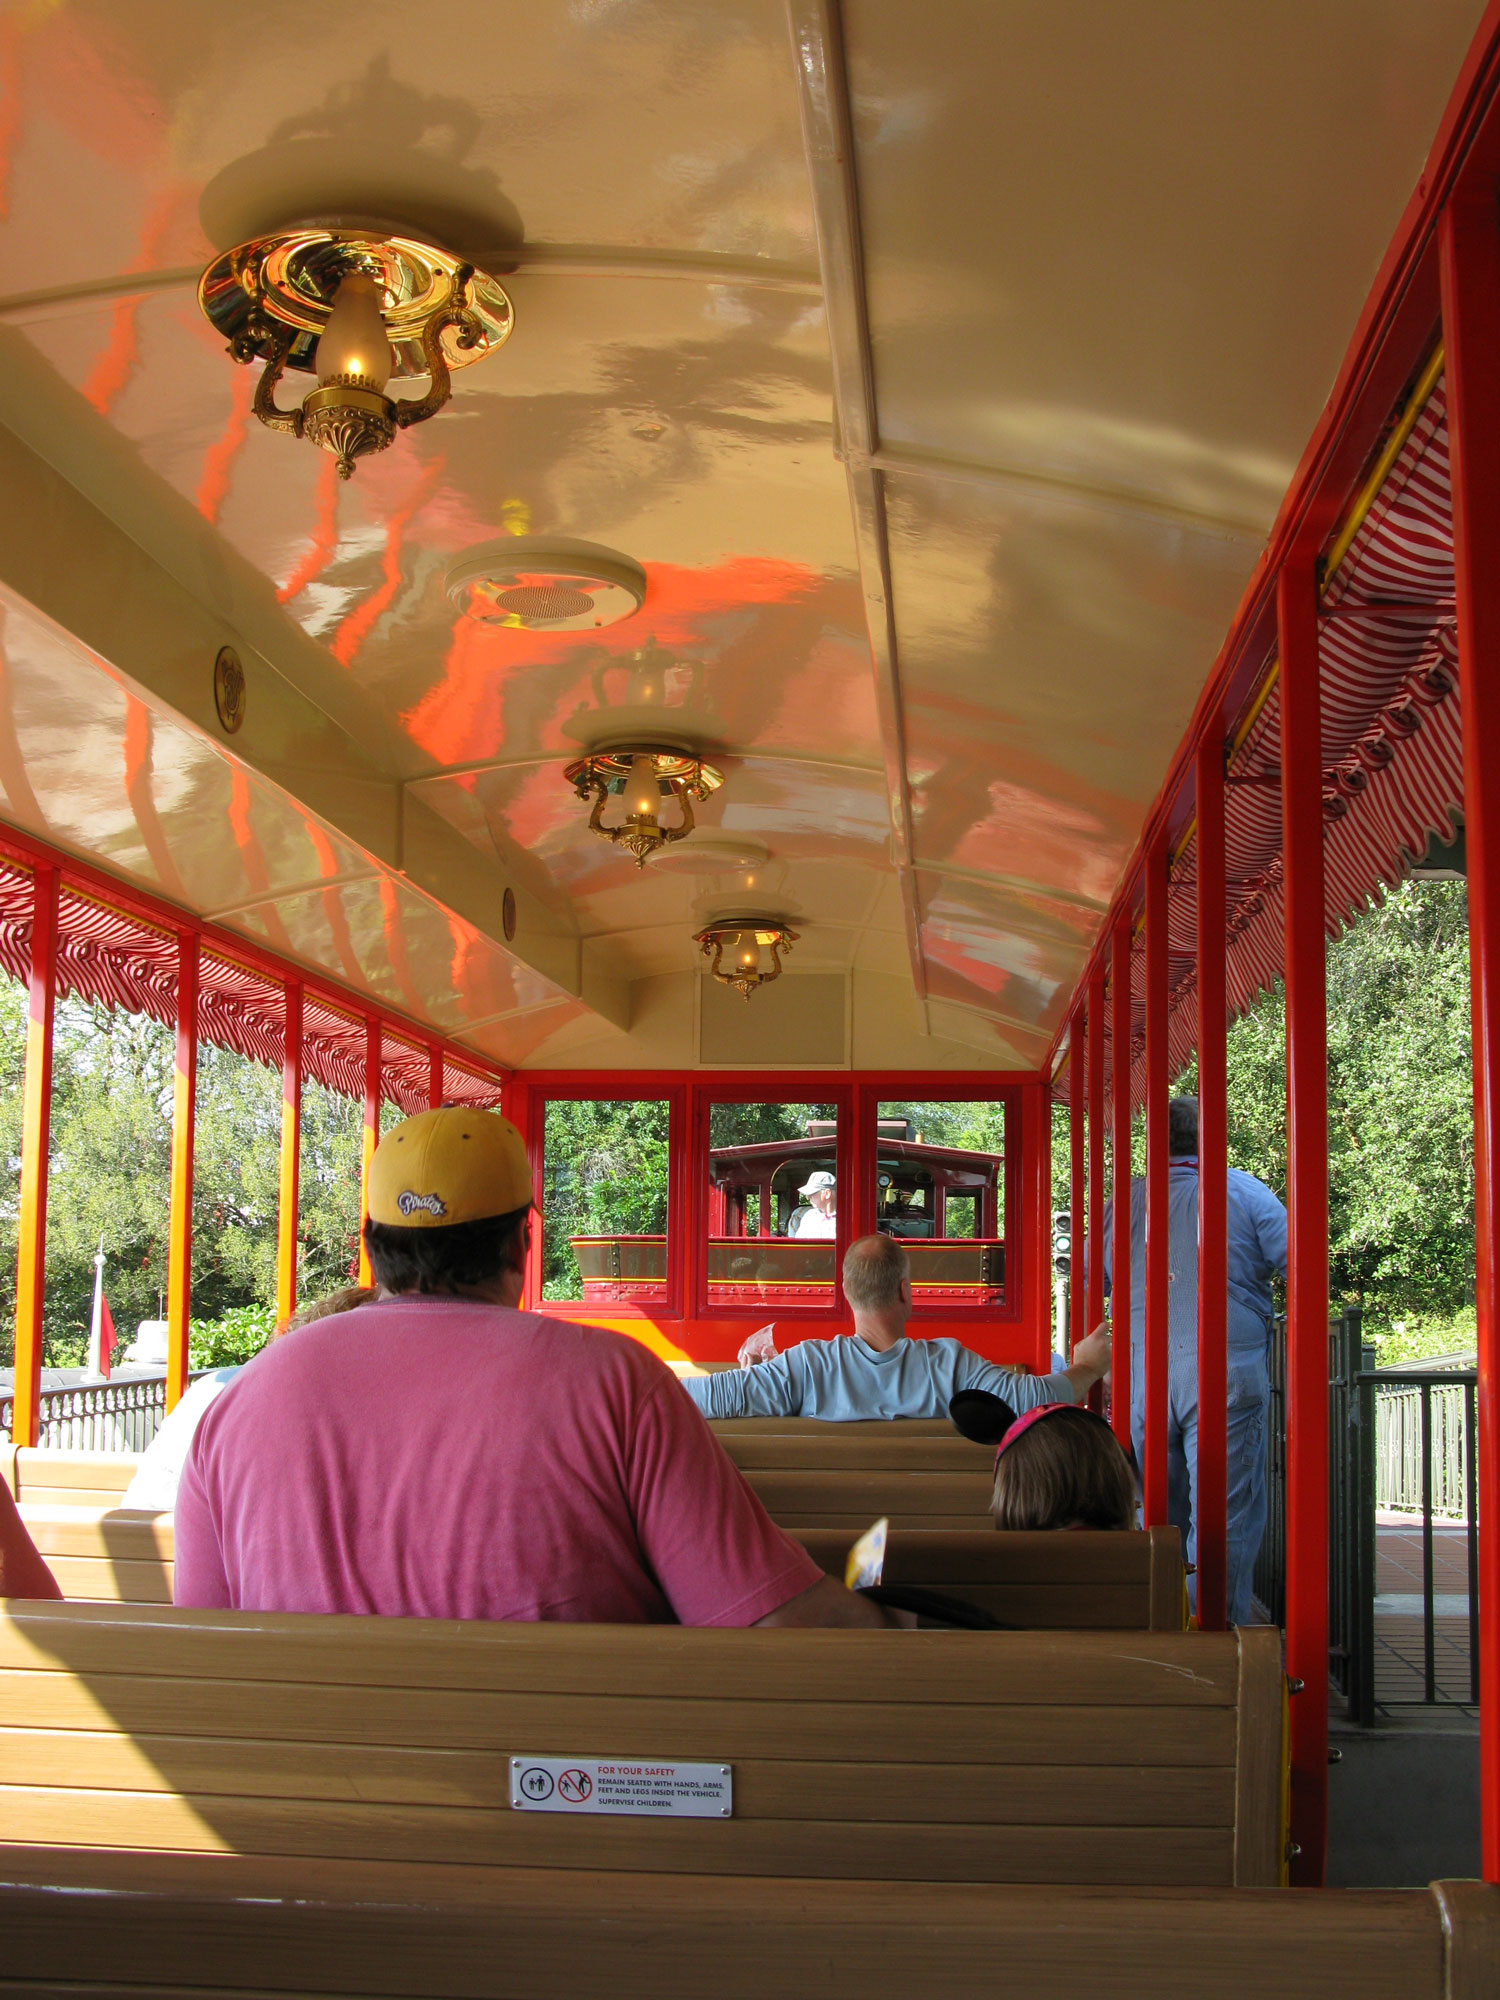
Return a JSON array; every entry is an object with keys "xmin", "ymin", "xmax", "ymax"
[
  {"xmin": 17, "ymin": 1511, "xmax": 1186, "ymax": 1631},
  {"xmin": 716, "ymin": 1431, "xmax": 997, "ymax": 1473},
  {"xmin": 1, "ymin": 1856, "xmax": 1494, "ymax": 2000},
  {"xmin": 798, "ymin": 1525, "xmax": 1185, "ymax": 1629},
  {"xmin": 0, "ymin": 1603, "xmax": 1282, "ymax": 1887},
  {"xmin": 2, "ymin": 1448, "xmax": 142, "ymax": 1510},
  {"xmin": 743, "ymin": 1465, "xmax": 998, "ymax": 1528}
]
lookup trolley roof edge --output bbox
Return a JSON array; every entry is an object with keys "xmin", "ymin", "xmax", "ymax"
[{"xmin": 1046, "ymin": 3, "xmax": 1500, "ymax": 1088}]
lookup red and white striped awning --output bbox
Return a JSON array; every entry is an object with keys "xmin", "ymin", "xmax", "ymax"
[
  {"xmin": 0, "ymin": 863, "xmax": 504, "ymax": 1112},
  {"xmin": 1092, "ymin": 371, "xmax": 1463, "ymax": 1104}
]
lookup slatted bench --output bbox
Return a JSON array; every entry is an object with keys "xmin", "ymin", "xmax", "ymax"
[
  {"xmin": 743, "ymin": 1464, "xmax": 998, "ymax": 1528},
  {"xmin": 0, "ymin": 1601, "xmax": 1282, "ymax": 1888},
  {"xmin": 798, "ymin": 1523, "xmax": 1185, "ymax": 1628},
  {"xmin": 1, "ymin": 1445, "xmax": 141, "ymax": 1509},
  {"xmin": 713, "ymin": 1423, "xmax": 997, "ymax": 1473},
  {"xmin": 16, "ymin": 1509, "xmax": 1184, "ymax": 1629},
  {"xmin": 0, "ymin": 1855, "xmax": 1493, "ymax": 2000}
]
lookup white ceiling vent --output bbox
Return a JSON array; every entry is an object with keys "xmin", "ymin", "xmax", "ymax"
[{"xmin": 446, "ymin": 537, "xmax": 646, "ymax": 631}]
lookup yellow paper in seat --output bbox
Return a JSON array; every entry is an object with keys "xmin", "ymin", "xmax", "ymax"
[{"xmin": 844, "ymin": 1516, "xmax": 888, "ymax": 1591}]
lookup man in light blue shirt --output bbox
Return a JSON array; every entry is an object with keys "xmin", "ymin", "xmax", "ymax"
[
  {"xmin": 682, "ymin": 1233, "xmax": 1111, "ymax": 1421},
  {"xmin": 1101, "ymin": 1096, "xmax": 1288, "ymax": 1624}
]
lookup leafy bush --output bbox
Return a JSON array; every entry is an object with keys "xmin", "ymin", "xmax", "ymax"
[{"xmin": 188, "ymin": 1302, "xmax": 276, "ymax": 1370}]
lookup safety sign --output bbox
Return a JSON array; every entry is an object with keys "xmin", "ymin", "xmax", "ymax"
[{"xmin": 509, "ymin": 1756, "xmax": 732, "ymax": 1818}]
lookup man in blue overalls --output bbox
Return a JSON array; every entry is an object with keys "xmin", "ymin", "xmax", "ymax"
[{"xmin": 1101, "ymin": 1097, "xmax": 1287, "ymax": 1625}]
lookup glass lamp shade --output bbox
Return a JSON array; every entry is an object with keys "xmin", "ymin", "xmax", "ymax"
[
  {"xmin": 624, "ymin": 754, "xmax": 663, "ymax": 820},
  {"xmin": 316, "ymin": 274, "xmax": 394, "ymax": 391},
  {"xmin": 731, "ymin": 932, "xmax": 762, "ymax": 973}
]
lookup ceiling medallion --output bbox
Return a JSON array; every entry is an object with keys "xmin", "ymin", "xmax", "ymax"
[
  {"xmin": 563, "ymin": 743, "xmax": 724, "ymax": 869},
  {"xmin": 213, "ymin": 646, "xmax": 246, "ymax": 734},
  {"xmin": 447, "ymin": 538, "xmax": 646, "ymax": 632},
  {"xmin": 695, "ymin": 917, "xmax": 799, "ymax": 1000},
  {"xmin": 199, "ymin": 227, "xmax": 514, "ymax": 479}
]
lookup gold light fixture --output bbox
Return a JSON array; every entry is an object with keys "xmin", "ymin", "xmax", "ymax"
[
  {"xmin": 199, "ymin": 227, "xmax": 514, "ymax": 479},
  {"xmin": 564, "ymin": 744, "xmax": 723, "ymax": 869},
  {"xmin": 695, "ymin": 917, "xmax": 799, "ymax": 999}
]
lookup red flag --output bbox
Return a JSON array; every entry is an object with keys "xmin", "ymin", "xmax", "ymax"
[{"xmin": 99, "ymin": 1293, "xmax": 117, "ymax": 1381}]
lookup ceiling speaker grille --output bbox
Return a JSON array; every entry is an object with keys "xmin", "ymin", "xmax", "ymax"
[{"xmin": 493, "ymin": 583, "xmax": 595, "ymax": 623}]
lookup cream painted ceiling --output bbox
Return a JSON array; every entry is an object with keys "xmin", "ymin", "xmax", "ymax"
[{"xmin": 0, "ymin": 0, "xmax": 1485, "ymax": 1070}]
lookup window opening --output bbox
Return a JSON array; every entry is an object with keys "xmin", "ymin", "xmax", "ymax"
[
  {"xmin": 542, "ymin": 1099, "xmax": 670, "ymax": 1305},
  {"xmin": 876, "ymin": 1099, "xmax": 1007, "ymax": 1309},
  {"xmin": 707, "ymin": 1101, "xmax": 838, "ymax": 1309}
]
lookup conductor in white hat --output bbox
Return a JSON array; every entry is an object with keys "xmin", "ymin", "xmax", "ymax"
[{"xmin": 788, "ymin": 1169, "xmax": 837, "ymax": 1239}]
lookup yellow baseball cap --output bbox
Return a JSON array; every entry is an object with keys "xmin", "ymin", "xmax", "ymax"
[{"xmin": 366, "ymin": 1107, "xmax": 532, "ymax": 1228}]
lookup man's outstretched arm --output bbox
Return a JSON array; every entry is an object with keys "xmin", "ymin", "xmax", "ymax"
[{"xmin": 680, "ymin": 1352, "xmax": 801, "ymax": 1420}]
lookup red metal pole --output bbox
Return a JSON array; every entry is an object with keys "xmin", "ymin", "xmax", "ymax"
[
  {"xmin": 357, "ymin": 1017, "xmax": 381, "ymax": 1289},
  {"xmin": 1069, "ymin": 1014, "xmax": 1085, "ymax": 1358},
  {"xmin": 1195, "ymin": 733, "xmax": 1230, "ymax": 1632},
  {"xmin": 166, "ymin": 932, "xmax": 199, "ymax": 1412},
  {"xmin": 1086, "ymin": 971, "xmax": 1106, "ymax": 1411},
  {"xmin": 1143, "ymin": 836, "xmax": 1170, "ymax": 1529},
  {"xmin": 1441, "ymin": 188, "xmax": 1500, "ymax": 1883},
  {"xmin": 10, "ymin": 865, "xmax": 58, "ymax": 1448},
  {"xmin": 1279, "ymin": 550, "xmax": 1329, "ymax": 1886},
  {"xmin": 1110, "ymin": 915, "xmax": 1133, "ymax": 1455},
  {"xmin": 276, "ymin": 981, "xmax": 302, "ymax": 1325},
  {"xmin": 1029, "ymin": 1080, "xmax": 1052, "ymax": 1374},
  {"xmin": 428, "ymin": 1045, "xmax": 445, "ymax": 1111}
]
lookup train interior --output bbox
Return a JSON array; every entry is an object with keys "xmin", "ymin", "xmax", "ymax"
[{"xmin": 1, "ymin": 1, "xmax": 1500, "ymax": 1992}]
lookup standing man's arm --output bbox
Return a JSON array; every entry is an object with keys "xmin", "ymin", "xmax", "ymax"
[
  {"xmin": 1247, "ymin": 1177, "xmax": 1289, "ymax": 1280},
  {"xmin": 680, "ymin": 1349, "xmax": 803, "ymax": 1420}
]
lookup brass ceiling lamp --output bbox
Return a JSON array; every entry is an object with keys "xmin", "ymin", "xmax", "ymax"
[
  {"xmin": 695, "ymin": 918, "xmax": 799, "ymax": 999},
  {"xmin": 199, "ymin": 228, "xmax": 514, "ymax": 479},
  {"xmin": 564, "ymin": 745, "xmax": 724, "ymax": 868}
]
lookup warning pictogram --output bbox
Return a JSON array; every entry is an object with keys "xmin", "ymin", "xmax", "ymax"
[{"xmin": 510, "ymin": 1755, "xmax": 732, "ymax": 1819}]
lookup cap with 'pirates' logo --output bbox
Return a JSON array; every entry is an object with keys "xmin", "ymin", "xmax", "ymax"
[{"xmin": 366, "ymin": 1107, "xmax": 533, "ymax": 1229}]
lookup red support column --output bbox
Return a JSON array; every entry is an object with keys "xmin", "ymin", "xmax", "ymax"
[
  {"xmin": 1086, "ymin": 972, "xmax": 1106, "ymax": 1408},
  {"xmin": 1441, "ymin": 189, "xmax": 1500, "ymax": 1883},
  {"xmin": 276, "ymin": 981, "xmax": 303, "ymax": 1326},
  {"xmin": 10, "ymin": 864, "xmax": 58, "ymax": 1448},
  {"xmin": 1024, "ymin": 1080, "xmax": 1052, "ymax": 1374},
  {"xmin": 1196, "ymin": 734, "xmax": 1230, "ymax": 1632},
  {"xmin": 357, "ymin": 1017, "xmax": 381, "ymax": 1289},
  {"xmin": 1280, "ymin": 550, "xmax": 1329, "ymax": 1886},
  {"xmin": 1068, "ymin": 1015, "xmax": 1086, "ymax": 1358},
  {"xmin": 1143, "ymin": 836, "xmax": 1170, "ymax": 1529},
  {"xmin": 1109, "ymin": 915, "xmax": 1134, "ymax": 1455},
  {"xmin": 166, "ymin": 933, "xmax": 199, "ymax": 1412},
  {"xmin": 428, "ymin": 1046, "xmax": 444, "ymax": 1110}
]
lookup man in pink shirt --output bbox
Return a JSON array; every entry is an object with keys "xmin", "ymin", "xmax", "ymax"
[{"xmin": 174, "ymin": 1107, "xmax": 885, "ymax": 1629}]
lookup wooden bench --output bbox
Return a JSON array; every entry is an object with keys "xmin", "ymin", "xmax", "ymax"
[
  {"xmin": 743, "ymin": 1465, "xmax": 998, "ymax": 1528},
  {"xmin": 17, "ymin": 1509, "xmax": 1184, "ymax": 1629},
  {"xmin": 0, "ymin": 1855, "xmax": 1493, "ymax": 2000},
  {"xmin": 1, "ymin": 1445, "xmax": 141, "ymax": 1510},
  {"xmin": 0, "ymin": 1601, "xmax": 1282, "ymax": 1888},
  {"xmin": 713, "ymin": 1423, "xmax": 997, "ymax": 1473},
  {"xmin": 798, "ymin": 1524, "xmax": 1185, "ymax": 1628}
]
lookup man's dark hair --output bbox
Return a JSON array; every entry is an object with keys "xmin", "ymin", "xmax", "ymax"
[
  {"xmin": 1168, "ymin": 1096, "xmax": 1199, "ymax": 1158},
  {"xmin": 362, "ymin": 1206, "xmax": 530, "ymax": 1295}
]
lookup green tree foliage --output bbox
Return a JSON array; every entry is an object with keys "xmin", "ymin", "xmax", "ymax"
[
  {"xmin": 1051, "ymin": 881, "xmax": 1474, "ymax": 1346},
  {"xmin": 542, "ymin": 1098, "xmax": 672, "ymax": 1300},
  {"xmin": 0, "ymin": 985, "xmax": 364, "ymax": 1367}
]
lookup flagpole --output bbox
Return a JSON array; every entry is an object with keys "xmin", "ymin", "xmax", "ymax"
[{"xmin": 88, "ymin": 1236, "xmax": 104, "ymax": 1378}]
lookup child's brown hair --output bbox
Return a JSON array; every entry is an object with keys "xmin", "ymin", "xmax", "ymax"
[{"xmin": 990, "ymin": 1406, "xmax": 1138, "ymax": 1532}]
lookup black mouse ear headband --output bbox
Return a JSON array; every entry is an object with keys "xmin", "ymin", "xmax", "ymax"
[{"xmin": 948, "ymin": 1390, "xmax": 1117, "ymax": 1458}]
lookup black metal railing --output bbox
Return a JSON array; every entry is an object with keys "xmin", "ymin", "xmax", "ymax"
[
  {"xmin": 0, "ymin": 1373, "xmax": 172, "ymax": 1452},
  {"xmin": 1346, "ymin": 1360, "xmax": 1478, "ymax": 1721},
  {"xmin": 1256, "ymin": 1314, "xmax": 1478, "ymax": 1722}
]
